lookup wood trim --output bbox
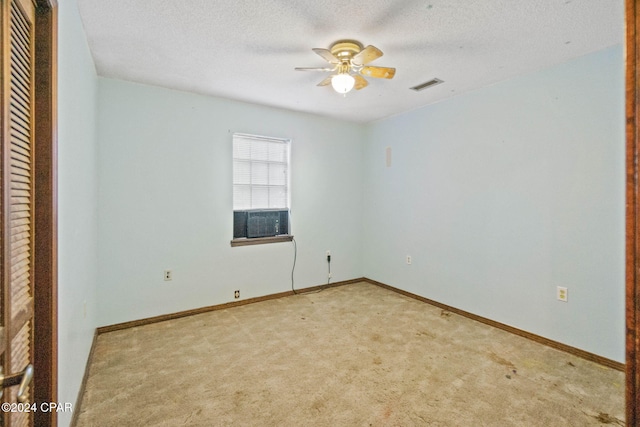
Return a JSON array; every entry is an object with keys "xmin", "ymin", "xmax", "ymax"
[
  {"xmin": 96, "ymin": 276, "xmax": 625, "ymax": 373},
  {"xmin": 364, "ymin": 278, "xmax": 625, "ymax": 372},
  {"xmin": 627, "ymin": 0, "xmax": 640, "ymax": 423},
  {"xmin": 69, "ymin": 330, "xmax": 97, "ymax": 427},
  {"xmin": 33, "ymin": 1, "xmax": 57, "ymax": 426},
  {"xmin": 97, "ymin": 278, "xmax": 366, "ymax": 334},
  {"xmin": 230, "ymin": 235, "xmax": 294, "ymax": 247}
]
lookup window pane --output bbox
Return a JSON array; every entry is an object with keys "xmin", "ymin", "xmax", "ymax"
[
  {"xmin": 268, "ymin": 141, "xmax": 287, "ymax": 162},
  {"xmin": 269, "ymin": 186, "xmax": 287, "ymax": 208},
  {"xmin": 251, "ymin": 162, "xmax": 268, "ymax": 185},
  {"xmin": 233, "ymin": 160, "xmax": 250, "ymax": 185},
  {"xmin": 251, "ymin": 139, "xmax": 269, "ymax": 161},
  {"xmin": 251, "ymin": 186, "xmax": 269, "ymax": 208},
  {"xmin": 269, "ymin": 163, "xmax": 286, "ymax": 186}
]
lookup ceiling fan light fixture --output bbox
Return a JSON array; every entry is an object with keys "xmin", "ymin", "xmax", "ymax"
[
  {"xmin": 331, "ymin": 73, "xmax": 355, "ymax": 94},
  {"xmin": 296, "ymin": 40, "xmax": 394, "ymax": 95}
]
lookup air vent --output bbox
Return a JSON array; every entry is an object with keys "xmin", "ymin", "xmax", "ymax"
[{"xmin": 410, "ymin": 78, "xmax": 444, "ymax": 92}]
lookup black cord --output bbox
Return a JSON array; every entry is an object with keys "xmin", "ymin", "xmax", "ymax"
[
  {"xmin": 291, "ymin": 236, "xmax": 297, "ymax": 294},
  {"xmin": 291, "ymin": 239, "xmax": 326, "ymax": 296},
  {"xmin": 289, "ymin": 208, "xmax": 327, "ymax": 295},
  {"xmin": 327, "ymin": 254, "xmax": 331, "ymax": 285}
]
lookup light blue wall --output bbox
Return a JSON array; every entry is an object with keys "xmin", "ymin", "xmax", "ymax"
[
  {"xmin": 96, "ymin": 79, "xmax": 365, "ymax": 326},
  {"xmin": 57, "ymin": 0, "xmax": 99, "ymax": 425},
  {"xmin": 362, "ymin": 45, "xmax": 625, "ymax": 362},
  {"xmin": 57, "ymin": 29, "xmax": 625, "ymax": 425}
]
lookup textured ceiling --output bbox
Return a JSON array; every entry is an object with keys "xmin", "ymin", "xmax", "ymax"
[{"xmin": 77, "ymin": 0, "xmax": 623, "ymax": 123}]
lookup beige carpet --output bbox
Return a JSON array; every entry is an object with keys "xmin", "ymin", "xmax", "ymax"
[{"xmin": 75, "ymin": 282, "xmax": 624, "ymax": 426}]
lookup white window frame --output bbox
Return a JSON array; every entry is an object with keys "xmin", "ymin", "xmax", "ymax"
[{"xmin": 231, "ymin": 133, "xmax": 292, "ymax": 246}]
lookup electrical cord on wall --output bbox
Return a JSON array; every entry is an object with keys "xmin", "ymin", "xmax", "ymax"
[
  {"xmin": 291, "ymin": 236, "xmax": 298, "ymax": 294},
  {"xmin": 289, "ymin": 211, "xmax": 328, "ymax": 296}
]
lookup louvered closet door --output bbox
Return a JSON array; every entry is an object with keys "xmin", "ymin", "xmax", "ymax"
[{"xmin": 0, "ymin": 0, "xmax": 36, "ymax": 426}]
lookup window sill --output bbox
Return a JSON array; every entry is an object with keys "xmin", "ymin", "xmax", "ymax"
[{"xmin": 230, "ymin": 235, "xmax": 294, "ymax": 247}]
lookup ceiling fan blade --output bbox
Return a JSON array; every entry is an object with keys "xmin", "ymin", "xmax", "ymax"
[
  {"xmin": 317, "ymin": 76, "xmax": 333, "ymax": 87},
  {"xmin": 354, "ymin": 74, "xmax": 369, "ymax": 90},
  {"xmin": 360, "ymin": 66, "xmax": 396, "ymax": 79},
  {"xmin": 352, "ymin": 45, "xmax": 383, "ymax": 66},
  {"xmin": 295, "ymin": 67, "xmax": 335, "ymax": 72},
  {"xmin": 312, "ymin": 48, "xmax": 340, "ymax": 64}
]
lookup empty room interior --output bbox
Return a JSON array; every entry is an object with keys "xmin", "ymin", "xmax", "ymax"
[{"xmin": 53, "ymin": 0, "xmax": 627, "ymax": 425}]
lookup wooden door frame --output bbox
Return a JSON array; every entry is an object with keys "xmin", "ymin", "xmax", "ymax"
[
  {"xmin": 628, "ymin": 1, "xmax": 640, "ymax": 425},
  {"xmin": 33, "ymin": 0, "xmax": 57, "ymax": 426}
]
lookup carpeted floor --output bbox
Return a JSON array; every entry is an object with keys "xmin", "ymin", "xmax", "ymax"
[{"xmin": 75, "ymin": 282, "xmax": 624, "ymax": 426}]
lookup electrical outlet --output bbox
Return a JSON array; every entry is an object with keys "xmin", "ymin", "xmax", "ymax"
[
  {"xmin": 557, "ymin": 286, "xmax": 568, "ymax": 302},
  {"xmin": 326, "ymin": 250, "xmax": 331, "ymax": 257},
  {"xmin": 164, "ymin": 270, "xmax": 172, "ymax": 281},
  {"xmin": 234, "ymin": 290, "xmax": 240, "ymax": 299},
  {"xmin": 406, "ymin": 255, "xmax": 412, "ymax": 265},
  {"xmin": 328, "ymin": 273, "xmax": 332, "ymax": 279}
]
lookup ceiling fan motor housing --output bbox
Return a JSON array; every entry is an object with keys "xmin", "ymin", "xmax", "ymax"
[{"xmin": 330, "ymin": 40, "xmax": 363, "ymax": 62}]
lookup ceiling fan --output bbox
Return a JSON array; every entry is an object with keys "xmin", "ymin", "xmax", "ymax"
[{"xmin": 295, "ymin": 40, "xmax": 396, "ymax": 95}]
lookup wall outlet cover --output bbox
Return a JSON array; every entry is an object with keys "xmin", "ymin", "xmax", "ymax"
[{"xmin": 557, "ymin": 286, "xmax": 568, "ymax": 302}]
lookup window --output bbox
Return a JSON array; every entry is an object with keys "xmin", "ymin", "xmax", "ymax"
[{"xmin": 231, "ymin": 133, "xmax": 291, "ymax": 245}]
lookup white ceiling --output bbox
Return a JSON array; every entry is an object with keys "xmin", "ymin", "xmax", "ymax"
[{"xmin": 77, "ymin": 0, "xmax": 623, "ymax": 123}]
